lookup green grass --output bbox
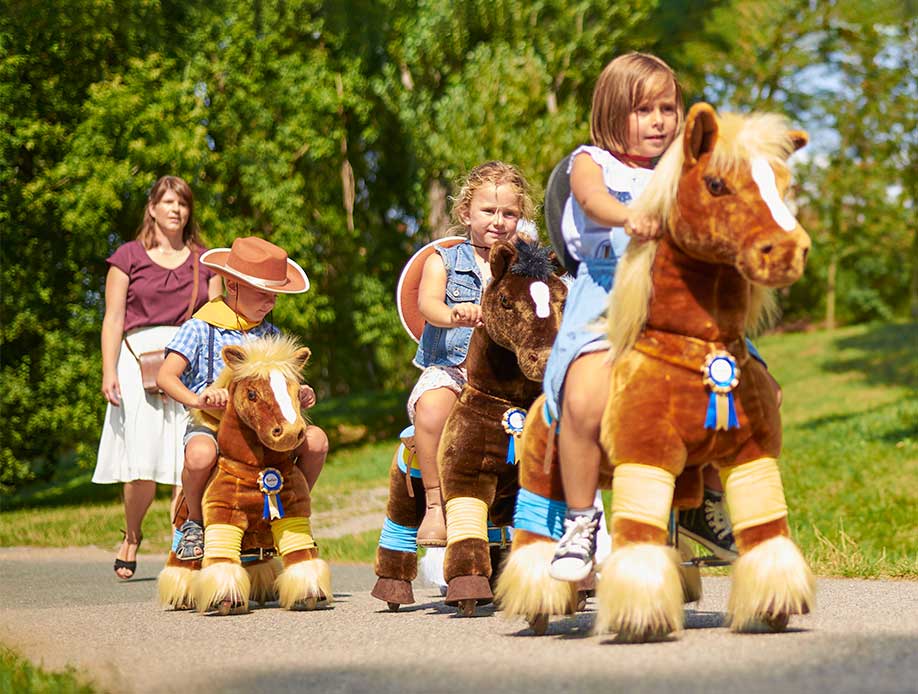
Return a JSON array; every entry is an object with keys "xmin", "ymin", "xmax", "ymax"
[
  {"xmin": 0, "ymin": 646, "xmax": 97, "ymax": 693},
  {"xmin": 1, "ymin": 323, "xmax": 915, "ymax": 576},
  {"xmin": 758, "ymin": 321, "xmax": 918, "ymax": 577}
]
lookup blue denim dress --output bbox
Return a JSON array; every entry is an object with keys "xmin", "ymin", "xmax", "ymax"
[
  {"xmin": 413, "ymin": 240, "xmax": 483, "ymax": 369},
  {"xmin": 542, "ymin": 256, "xmax": 617, "ymax": 420}
]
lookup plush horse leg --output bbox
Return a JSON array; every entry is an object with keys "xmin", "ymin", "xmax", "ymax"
[
  {"xmin": 494, "ymin": 397, "xmax": 578, "ymax": 627},
  {"xmin": 721, "ymin": 458, "xmax": 814, "ymax": 632},
  {"xmin": 157, "ymin": 524, "xmax": 203, "ymax": 610},
  {"xmin": 157, "ymin": 499, "xmax": 202, "ymax": 610},
  {"xmin": 270, "ymin": 516, "xmax": 332, "ymax": 610},
  {"xmin": 443, "ymin": 496, "xmax": 493, "ymax": 612},
  {"xmin": 372, "ymin": 446, "xmax": 426, "ymax": 609},
  {"xmin": 596, "ymin": 464, "xmax": 683, "ymax": 641},
  {"xmin": 245, "ymin": 557, "xmax": 283, "ymax": 605},
  {"xmin": 191, "ymin": 524, "xmax": 250, "ymax": 614}
]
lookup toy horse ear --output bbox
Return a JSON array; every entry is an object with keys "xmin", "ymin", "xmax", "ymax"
[
  {"xmin": 293, "ymin": 347, "xmax": 311, "ymax": 372},
  {"xmin": 684, "ymin": 102, "xmax": 718, "ymax": 167},
  {"xmin": 489, "ymin": 241, "xmax": 517, "ymax": 282},
  {"xmin": 222, "ymin": 345, "xmax": 247, "ymax": 369},
  {"xmin": 788, "ymin": 130, "xmax": 809, "ymax": 152}
]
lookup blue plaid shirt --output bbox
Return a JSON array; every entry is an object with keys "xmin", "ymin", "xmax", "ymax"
[{"xmin": 165, "ymin": 318, "xmax": 280, "ymax": 394}]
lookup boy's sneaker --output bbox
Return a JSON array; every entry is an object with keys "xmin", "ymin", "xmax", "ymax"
[
  {"xmin": 175, "ymin": 519, "xmax": 204, "ymax": 561},
  {"xmin": 678, "ymin": 488, "xmax": 738, "ymax": 560},
  {"xmin": 549, "ymin": 509, "xmax": 602, "ymax": 583}
]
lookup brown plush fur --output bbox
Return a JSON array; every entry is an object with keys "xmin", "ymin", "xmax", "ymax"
[
  {"xmin": 437, "ymin": 240, "xmax": 567, "ymax": 608},
  {"xmin": 158, "ymin": 335, "xmax": 330, "ymax": 613},
  {"xmin": 593, "ymin": 103, "xmax": 813, "ymax": 638}
]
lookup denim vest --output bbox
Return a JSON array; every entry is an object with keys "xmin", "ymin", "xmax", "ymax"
[{"xmin": 413, "ymin": 241, "xmax": 483, "ymax": 368}]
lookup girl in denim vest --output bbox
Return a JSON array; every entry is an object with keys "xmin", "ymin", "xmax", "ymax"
[{"xmin": 408, "ymin": 161, "xmax": 535, "ymax": 546}]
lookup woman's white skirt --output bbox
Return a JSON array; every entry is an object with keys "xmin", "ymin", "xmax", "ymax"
[{"xmin": 93, "ymin": 325, "xmax": 188, "ymax": 486}]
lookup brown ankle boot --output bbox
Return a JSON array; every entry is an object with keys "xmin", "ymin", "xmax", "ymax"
[{"xmin": 417, "ymin": 486, "xmax": 447, "ymax": 547}]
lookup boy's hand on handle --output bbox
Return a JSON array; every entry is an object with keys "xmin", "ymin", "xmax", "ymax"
[
  {"xmin": 102, "ymin": 372, "xmax": 121, "ymax": 406},
  {"xmin": 298, "ymin": 384, "xmax": 316, "ymax": 409},
  {"xmin": 451, "ymin": 303, "xmax": 484, "ymax": 328},
  {"xmin": 624, "ymin": 212, "xmax": 663, "ymax": 241},
  {"xmin": 198, "ymin": 386, "xmax": 229, "ymax": 410}
]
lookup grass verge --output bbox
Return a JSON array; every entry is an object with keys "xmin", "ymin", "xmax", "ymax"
[{"xmin": 0, "ymin": 645, "xmax": 96, "ymax": 693}]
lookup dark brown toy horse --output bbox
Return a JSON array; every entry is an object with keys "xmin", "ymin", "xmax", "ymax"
[
  {"xmin": 496, "ymin": 103, "xmax": 814, "ymax": 640},
  {"xmin": 372, "ymin": 239, "xmax": 568, "ymax": 614},
  {"xmin": 157, "ymin": 335, "xmax": 330, "ymax": 614}
]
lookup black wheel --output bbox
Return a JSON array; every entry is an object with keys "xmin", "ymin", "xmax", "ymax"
[
  {"xmin": 457, "ymin": 599, "xmax": 477, "ymax": 618},
  {"xmin": 529, "ymin": 614, "xmax": 549, "ymax": 635},
  {"xmin": 387, "ymin": 602, "xmax": 400, "ymax": 613}
]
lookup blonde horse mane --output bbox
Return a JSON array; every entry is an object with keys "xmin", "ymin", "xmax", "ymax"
[
  {"xmin": 193, "ymin": 334, "xmax": 307, "ymax": 429},
  {"xmin": 607, "ymin": 111, "xmax": 796, "ymax": 361}
]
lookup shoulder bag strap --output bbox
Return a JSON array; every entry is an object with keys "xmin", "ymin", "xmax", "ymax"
[
  {"xmin": 207, "ymin": 324, "xmax": 215, "ymax": 386},
  {"xmin": 182, "ymin": 249, "xmax": 200, "ymax": 323},
  {"xmin": 122, "ymin": 336, "xmax": 141, "ymax": 363}
]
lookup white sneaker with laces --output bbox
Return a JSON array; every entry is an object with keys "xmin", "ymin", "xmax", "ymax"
[{"xmin": 549, "ymin": 510, "xmax": 601, "ymax": 583}]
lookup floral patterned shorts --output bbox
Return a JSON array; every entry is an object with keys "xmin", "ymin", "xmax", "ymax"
[{"xmin": 406, "ymin": 365, "xmax": 468, "ymax": 424}]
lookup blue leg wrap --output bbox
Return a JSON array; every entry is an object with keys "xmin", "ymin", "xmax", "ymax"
[
  {"xmin": 513, "ymin": 488, "xmax": 568, "ymax": 540},
  {"xmin": 379, "ymin": 517, "xmax": 419, "ymax": 554}
]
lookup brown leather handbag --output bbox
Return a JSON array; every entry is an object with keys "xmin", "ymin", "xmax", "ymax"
[{"xmin": 123, "ymin": 252, "xmax": 200, "ymax": 394}]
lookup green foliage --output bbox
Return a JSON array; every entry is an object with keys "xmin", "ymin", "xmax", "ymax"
[
  {"xmin": 2, "ymin": 1, "xmax": 914, "ymax": 492},
  {"xmin": 0, "ymin": 645, "xmax": 97, "ymax": 694}
]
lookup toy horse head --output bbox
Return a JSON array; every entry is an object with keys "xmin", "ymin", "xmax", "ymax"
[
  {"xmin": 480, "ymin": 239, "xmax": 567, "ymax": 382},
  {"xmin": 219, "ymin": 335, "xmax": 311, "ymax": 452},
  {"xmin": 609, "ymin": 103, "xmax": 811, "ymax": 358}
]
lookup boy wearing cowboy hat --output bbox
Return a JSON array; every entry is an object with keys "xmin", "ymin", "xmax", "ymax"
[{"xmin": 157, "ymin": 236, "xmax": 328, "ymax": 562}]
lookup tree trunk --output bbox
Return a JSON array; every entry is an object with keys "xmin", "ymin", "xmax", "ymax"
[{"xmin": 427, "ymin": 179, "xmax": 449, "ymax": 238}]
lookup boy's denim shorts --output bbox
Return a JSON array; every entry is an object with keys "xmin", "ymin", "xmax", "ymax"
[{"xmin": 183, "ymin": 422, "xmax": 218, "ymax": 452}]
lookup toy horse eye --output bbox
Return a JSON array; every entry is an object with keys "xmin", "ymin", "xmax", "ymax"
[
  {"xmin": 247, "ymin": 389, "xmax": 257, "ymax": 401},
  {"xmin": 704, "ymin": 176, "xmax": 730, "ymax": 197},
  {"xmin": 499, "ymin": 294, "xmax": 512, "ymax": 309}
]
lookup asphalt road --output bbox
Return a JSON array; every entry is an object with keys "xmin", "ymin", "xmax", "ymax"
[{"xmin": 2, "ymin": 547, "xmax": 917, "ymax": 694}]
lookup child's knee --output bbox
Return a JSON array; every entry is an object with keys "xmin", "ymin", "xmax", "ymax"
[
  {"xmin": 184, "ymin": 436, "xmax": 217, "ymax": 473},
  {"xmin": 304, "ymin": 425, "xmax": 329, "ymax": 458},
  {"xmin": 414, "ymin": 397, "xmax": 451, "ymax": 436}
]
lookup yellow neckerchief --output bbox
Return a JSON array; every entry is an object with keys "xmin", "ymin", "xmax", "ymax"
[{"xmin": 192, "ymin": 297, "xmax": 262, "ymax": 331}]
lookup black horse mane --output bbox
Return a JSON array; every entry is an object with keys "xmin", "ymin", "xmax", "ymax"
[{"xmin": 510, "ymin": 239, "xmax": 554, "ymax": 282}]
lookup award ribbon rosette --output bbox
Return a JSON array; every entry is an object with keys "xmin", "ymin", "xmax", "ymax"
[
  {"xmin": 501, "ymin": 407, "xmax": 527, "ymax": 465},
  {"xmin": 258, "ymin": 467, "xmax": 286, "ymax": 520},
  {"xmin": 702, "ymin": 350, "xmax": 740, "ymax": 431}
]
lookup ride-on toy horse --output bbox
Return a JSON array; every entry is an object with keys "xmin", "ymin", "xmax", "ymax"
[
  {"xmin": 157, "ymin": 335, "xmax": 331, "ymax": 614},
  {"xmin": 371, "ymin": 239, "xmax": 567, "ymax": 614},
  {"xmin": 496, "ymin": 102, "xmax": 814, "ymax": 640}
]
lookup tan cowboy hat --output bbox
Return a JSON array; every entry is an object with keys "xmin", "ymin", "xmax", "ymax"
[
  {"xmin": 396, "ymin": 236, "xmax": 466, "ymax": 343},
  {"xmin": 201, "ymin": 236, "xmax": 309, "ymax": 294}
]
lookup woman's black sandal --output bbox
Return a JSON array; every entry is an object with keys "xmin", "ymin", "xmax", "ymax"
[{"xmin": 114, "ymin": 530, "xmax": 143, "ymax": 580}]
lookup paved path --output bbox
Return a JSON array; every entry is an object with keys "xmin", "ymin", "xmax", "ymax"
[{"xmin": 2, "ymin": 547, "xmax": 917, "ymax": 693}]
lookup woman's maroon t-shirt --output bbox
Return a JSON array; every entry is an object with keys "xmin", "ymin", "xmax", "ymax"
[{"xmin": 108, "ymin": 240, "xmax": 216, "ymax": 331}]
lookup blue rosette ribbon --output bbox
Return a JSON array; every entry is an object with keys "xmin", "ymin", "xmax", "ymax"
[
  {"xmin": 702, "ymin": 350, "xmax": 740, "ymax": 431},
  {"xmin": 258, "ymin": 467, "xmax": 285, "ymax": 520},
  {"xmin": 501, "ymin": 407, "xmax": 527, "ymax": 465}
]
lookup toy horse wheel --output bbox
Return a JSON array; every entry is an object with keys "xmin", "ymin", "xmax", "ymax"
[
  {"xmin": 528, "ymin": 614, "xmax": 549, "ymax": 636},
  {"xmin": 293, "ymin": 597, "xmax": 319, "ymax": 611},
  {"xmin": 387, "ymin": 602, "xmax": 400, "ymax": 613},
  {"xmin": 577, "ymin": 592, "xmax": 589, "ymax": 612},
  {"xmin": 763, "ymin": 613, "xmax": 789, "ymax": 632},
  {"xmin": 457, "ymin": 599, "xmax": 477, "ymax": 618},
  {"xmin": 217, "ymin": 599, "xmax": 246, "ymax": 616}
]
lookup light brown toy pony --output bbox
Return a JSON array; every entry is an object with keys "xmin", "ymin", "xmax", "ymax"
[
  {"xmin": 157, "ymin": 335, "xmax": 331, "ymax": 614},
  {"xmin": 496, "ymin": 103, "xmax": 814, "ymax": 640}
]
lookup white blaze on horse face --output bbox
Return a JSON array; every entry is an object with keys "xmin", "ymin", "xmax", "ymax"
[
  {"xmin": 269, "ymin": 370, "xmax": 298, "ymax": 423},
  {"xmin": 751, "ymin": 157, "xmax": 797, "ymax": 231},
  {"xmin": 529, "ymin": 281, "xmax": 550, "ymax": 318}
]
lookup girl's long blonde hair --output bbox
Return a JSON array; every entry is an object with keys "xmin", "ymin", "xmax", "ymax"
[
  {"xmin": 447, "ymin": 161, "xmax": 535, "ymax": 236},
  {"xmin": 606, "ymin": 111, "xmax": 801, "ymax": 361}
]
